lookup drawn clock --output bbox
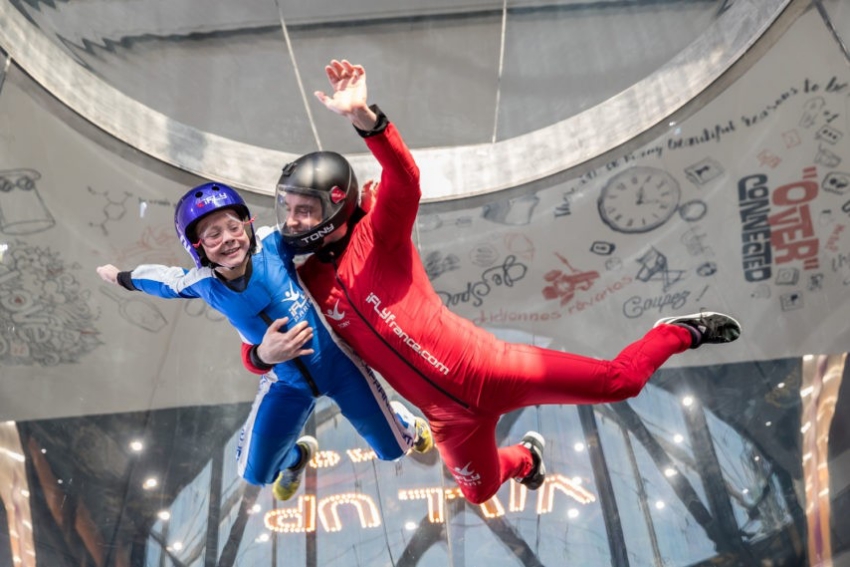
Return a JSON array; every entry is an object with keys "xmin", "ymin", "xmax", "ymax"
[{"xmin": 597, "ymin": 166, "xmax": 681, "ymax": 233}]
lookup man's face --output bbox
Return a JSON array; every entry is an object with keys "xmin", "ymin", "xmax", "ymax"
[{"xmin": 282, "ymin": 192, "xmax": 324, "ymax": 236}]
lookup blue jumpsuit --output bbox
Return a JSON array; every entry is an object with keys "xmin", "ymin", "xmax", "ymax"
[{"xmin": 123, "ymin": 226, "xmax": 416, "ymax": 485}]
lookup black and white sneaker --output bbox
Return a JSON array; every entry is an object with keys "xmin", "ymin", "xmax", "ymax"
[
  {"xmin": 655, "ymin": 311, "xmax": 742, "ymax": 349},
  {"xmin": 516, "ymin": 431, "xmax": 546, "ymax": 490}
]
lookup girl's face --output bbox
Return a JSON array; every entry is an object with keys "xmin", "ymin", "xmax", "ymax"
[{"xmin": 195, "ymin": 209, "xmax": 252, "ymax": 270}]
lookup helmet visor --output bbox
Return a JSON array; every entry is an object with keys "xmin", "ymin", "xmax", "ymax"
[{"xmin": 276, "ymin": 184, "xmax": 346, "ymax": 238}]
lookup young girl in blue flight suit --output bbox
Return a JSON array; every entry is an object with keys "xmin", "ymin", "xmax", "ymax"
[{"xmin": 96, "ymin": 182, "xmax": 431, "ymax": 501}]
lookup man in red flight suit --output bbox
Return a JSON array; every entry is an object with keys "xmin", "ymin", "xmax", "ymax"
[{"xmin": 241, "ymin": 59, "xmax": 742, "ymax": 505}]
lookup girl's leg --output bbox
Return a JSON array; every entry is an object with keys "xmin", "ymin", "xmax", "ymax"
[
  {"xmin": 328, "ymin": 363, "xmax": 416, "ymax": 460},
  {"xmin": 237, "ymin": 376, "xmax": 316, "ymax": 485}
]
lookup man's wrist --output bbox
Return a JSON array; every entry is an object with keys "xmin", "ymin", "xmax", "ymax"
[
  {"xmin": 249, "ymin": 344, "xmax": 274, "ymax": 371},
  {"xmin": 353, "ymin": 104, "xmax": 388, "ymax": 137}
]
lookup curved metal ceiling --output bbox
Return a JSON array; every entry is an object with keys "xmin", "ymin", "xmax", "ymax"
[{"xmin": 0, "ymin": 0, "xmax": 791, "ymax": 201}]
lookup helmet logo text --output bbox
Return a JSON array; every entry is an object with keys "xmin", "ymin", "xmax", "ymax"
[
  {"xmin": 302, "ymin": 223, "xmax": 335, "ymax": 243},
  {"xmin": 196, "ymin": 193, "xmax": 228, "ymax": 209}
]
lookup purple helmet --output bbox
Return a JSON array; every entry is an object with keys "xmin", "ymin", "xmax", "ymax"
[{"xmin": 174, "ymin": 182, "xmax": 255, "ymax": 268}]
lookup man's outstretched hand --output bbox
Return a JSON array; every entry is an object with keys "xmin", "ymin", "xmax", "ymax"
[{"xmin": 314, "ymin": 59, "xmax": 377, "ymax": 131}]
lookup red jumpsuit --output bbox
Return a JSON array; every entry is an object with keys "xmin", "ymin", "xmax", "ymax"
[{"xmin": 244, "ymin": 120, "xmax": 693, "ymax": 504}]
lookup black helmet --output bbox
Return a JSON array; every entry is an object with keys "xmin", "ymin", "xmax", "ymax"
[{"xmin": 276, "ymin": 151, "xmax": 359, "ymax": 253}]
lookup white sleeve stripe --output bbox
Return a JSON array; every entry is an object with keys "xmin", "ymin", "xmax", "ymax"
[{"xmin": 132, "ymin": 265, "xmax": 213, "ymax": 293}]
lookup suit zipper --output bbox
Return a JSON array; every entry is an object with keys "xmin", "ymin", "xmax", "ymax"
[{"xmin": 332, "ymin": 262, "xmax": 470, "ymax": 409}]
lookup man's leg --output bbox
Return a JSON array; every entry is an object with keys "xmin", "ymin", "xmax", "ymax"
[
  {"xmin": 431, "ymin": 414, "xmax": 542, "ymax": 505},
  {"xmin": 478, "ymin": 311, "xmax": 740, "ymax": 413}
]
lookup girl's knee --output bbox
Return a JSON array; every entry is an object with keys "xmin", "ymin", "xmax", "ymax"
[
  {"xmin": 374, "ymin": 446, "xmax": 406, "ymax": 461},
  {"xmin": 239, "ymin": 469, "xmax": 267, "ymax": 486},
  {"xmin": 239, "ymin": 456, "xmax": 279, "ymax": 486}
]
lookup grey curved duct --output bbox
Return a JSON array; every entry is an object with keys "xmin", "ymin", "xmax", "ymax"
[{"xmin": 0, "ymin": 0, "xmax": 793, "ymax": 202}]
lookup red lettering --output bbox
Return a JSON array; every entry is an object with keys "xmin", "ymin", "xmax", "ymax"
[
  {"xmin": 769, "ymin": 203, "xmax": 817, "ymax": 263},
  {"xmin": 772, "ymin": 180, "xmax": 817, "ymax": 206},
  {"xmin": 770, "ymin": 204, "xmax": 814, "ymax": 248},
  {"xmin": 774, "ymin": 238, "xmax": 818, "ymax": 264},
  {"xmin": 769, "ymin": 205, "xmax": 805, "ymax": 228}
]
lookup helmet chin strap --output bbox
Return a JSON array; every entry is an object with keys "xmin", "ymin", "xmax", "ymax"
[
  {"xmin": 214, "ymin": 263, "xmax": 240, "ymax": 271},
  {"xmin": 315, "ymin": 208, "xmax": 364, "ymax": 262},
  {"xmin": 213, "ymin": 251, "xmax": 250, "ymax": 272},
  {"xmin": 204, "ymin": 245, "xmax": 249, "ymax": 272},
  {"xmin": 212, "ymin": 254, "xmax": 254, "ymax": 291}
]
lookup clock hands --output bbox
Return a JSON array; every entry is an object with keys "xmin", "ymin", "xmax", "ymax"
[{"xmin": 636, "ymin": 184, "xmax": 660, "ymax": 206}]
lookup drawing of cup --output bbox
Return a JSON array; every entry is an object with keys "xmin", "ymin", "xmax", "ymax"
[
  {"xmin": 100, "ymin": 286, "xmax": 167, "ymax": 332},
  {"xmin": 0, "ymin": 169, "xmax": 55, "ymax": 235}
]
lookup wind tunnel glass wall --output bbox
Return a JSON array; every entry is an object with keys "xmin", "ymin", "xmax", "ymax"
[
  {"xmin": 4, "ymin": 0, "xmax": 722, "ymax": 152},
  {"xmin": 1, "ymin": 2, "xmax": 850, "ymax": 567}
]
